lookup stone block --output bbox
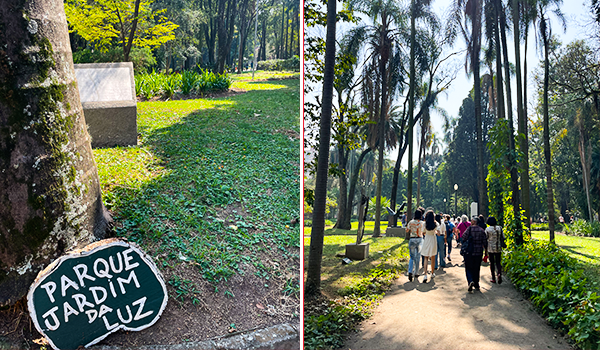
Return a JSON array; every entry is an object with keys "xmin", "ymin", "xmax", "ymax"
[
  {"xmin": 74, "ymin": 62, "xmax": 137, "ymax": 148},
  {"xmin": 386, "ymin": 227, "xmax": 406, "ymax": 238},
  {"xmin": 345, "ymin": 243, "xmax": 369, "ymax": 260}
]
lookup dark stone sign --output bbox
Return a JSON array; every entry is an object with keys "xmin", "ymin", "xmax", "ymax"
[{"xmin": 27, "ymin": 239, "xmax": 168, "ymax": 350}]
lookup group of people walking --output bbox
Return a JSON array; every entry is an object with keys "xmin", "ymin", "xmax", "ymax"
[{"xmin": 405, "ymin": 208, "xmax": 506, "ymax": 292}]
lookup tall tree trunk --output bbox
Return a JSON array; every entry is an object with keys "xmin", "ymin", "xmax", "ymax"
[
  {"xmin": 261, "ymin": 17, "xmax": 267, "ymax": 60},
  {"xmin": 473, "ymin": 0, "xmax": 487, "ymax": 215},
  {"xmin": 237, "ymin": 0, "xmax": 250, "ymax": 74},
  {"xmin": 512, "ymin": 0, "xmax": 528, "ymax": 227},
  {"xmin": 499, "ymin": 6, "xmax": 523, "ymax": 243},
  {"xmin": 0, "ymin": 0, "xmax": 112, "ymax": 306},
  {"xmin": 494, "ymin": 0, "xmax": 505, "ymax": 121},
  {"xmin": 373, "ymin": 14, "xmax": 390, "ymax": 238},
  {"xmin": 521, "ymin": 20, "xmax": 532, "ymax": 228},
  {"xmin": 344, "ymin": 148, "xmax": 372, "ymax": 228},
  {"xmin": 279, "ymin": 1, "xmax": 285, "ymax": 59},
  {"xmin": 407, "ymin": 0, "xmax": 416, "ymax": 222},
  {"xmin": 305, "ymin": 0, "xmax": 336, "ymax": 298},
  {"xmin": 541, "ymin": 15, "xmax": 555, "ymax": 242}
]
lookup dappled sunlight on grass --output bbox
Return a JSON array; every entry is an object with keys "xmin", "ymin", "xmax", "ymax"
[
  {"xmin": 229, "ymin": 70, "xmax": 299, "ymax": 82},
  {"xmin": 303, "ymin": 231, "xmax": 408, "ymax": 298},
  {"xmin": 232, "ymin": 81, "xmax": 288, "ymax": 91},
  {"xmin": 531, "ymin": 232, "xmax": 600, "ymax": 265},
  {"xmin": 94, "ymin": 146, "xmax": 166, "ymax": 192}
]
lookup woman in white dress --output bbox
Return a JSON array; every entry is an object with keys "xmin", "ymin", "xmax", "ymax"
[{"xmin": 421, "ymin": 210, "xmax": 439, "ymax": 283}]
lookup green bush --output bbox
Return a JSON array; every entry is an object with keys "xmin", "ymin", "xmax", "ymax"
[
  {"xmin": 257, "ymin": 56, "xmax": 300, "ymax": 72},
  {"xmin": 565, "ymin": 219, "xmax": 600, "ymax": 237},
  {"xmin": 134, "ymin": 67, "xmax": 231, "ymax": 99},
  {"xmin": 73, "ymin": 47, "xmax": 156, "ymax": 71},
  {"xmin": 304, "ymin": 219, "xmax": 312, "ymax": 227},
  {"xmin": 531, "ymin": 223, "xmax": 565, "ymax": 232},
  {"xmin": 505, "ymin": 240, "xmax": 600, "ymax": 349}
]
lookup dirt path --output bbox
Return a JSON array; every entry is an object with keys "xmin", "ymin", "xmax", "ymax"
[{"xmin": 345, "ymin": 243, "xmax": 573, "ymax": 350}]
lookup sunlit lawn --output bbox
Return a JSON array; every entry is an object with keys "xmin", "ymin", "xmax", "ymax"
[
  {"xmin": 304, "ymin": 221, "xmax": 406, "ymax": 298},
  {"xmin": 229, "ymin": 70, "xmax": 299, "ymax": 82}
]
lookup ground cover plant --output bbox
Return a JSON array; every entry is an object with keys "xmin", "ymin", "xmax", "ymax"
[
  {"xmin": 504, "ymin": 239, "xmax": 600, "ymax": 349},
  {"xmin": 91, "ymin": 77, "xmax": 300, "ymax": 346},
  {"xmin": 303, "ymin": 227, "xmax": 407, "ymax": 349}
]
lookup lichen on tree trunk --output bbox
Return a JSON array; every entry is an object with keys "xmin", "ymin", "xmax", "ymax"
[{"xmin": 0, "ymin": 0, "xmax": 112, "ymax": 306}]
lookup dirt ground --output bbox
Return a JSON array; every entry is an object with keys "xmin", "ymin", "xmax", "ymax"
[{"xmin": 345, "ymin": 245, "xmax": 574, "ymax": 350}]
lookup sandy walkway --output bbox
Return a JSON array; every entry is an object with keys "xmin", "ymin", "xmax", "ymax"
[{"xmin": 345, "ymin": 243, "xmax": 573, "ymax": 350}]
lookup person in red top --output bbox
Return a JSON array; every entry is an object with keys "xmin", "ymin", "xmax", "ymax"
[{"xmin": 455, "ymin": 215, "xmax": 470, "ymax": 247}]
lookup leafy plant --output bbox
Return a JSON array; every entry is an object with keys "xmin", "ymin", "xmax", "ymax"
[{"xmin": 505, "ymin": 240, "xmax": 600, "ymax": 349}]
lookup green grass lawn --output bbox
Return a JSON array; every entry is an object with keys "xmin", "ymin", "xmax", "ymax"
[
  {"xmin": 93, "ymin": 78, "xmax": 300, "ymax": 300},
  {"xmin": 229, "ymin": 70, "xmax": 299, "ymax": 82},
  {"xmin": 531, "ymin": 231, "xmax": 600, "ymax": 292},
  {"xmin": 303, "ymin": 221, "xmax": 407, "ymax": 298}
]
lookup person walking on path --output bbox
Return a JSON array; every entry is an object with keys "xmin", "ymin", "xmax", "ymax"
[
  {"xmin": 435, "ymin": 213, "xmax": 447, "ymax": 269},
  {"xmin": 407, "ymin": 209, "xmax": 424, "ymax": 282},
  {"xmin": 485, "ymin": 216, "xmax": 505, "ymax": 284},
  {"xmin": 444, "ymin": 214, "xmax": 455, "ymax": 261},
  {"xmin": 456, "ymin": 215, "xmax": 470, "ymax": 247},
  {"xmin": 421, "ymin": 210, "xmax": 439, "ymax": 283},
  {"xmin": 461, "ymin": 216, "xmax": 487, "ymax": 292}
]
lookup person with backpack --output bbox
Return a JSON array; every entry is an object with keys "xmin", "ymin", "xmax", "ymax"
[
  {"xmin": 485, "ymin": 216, "xmax": 505, "ymax": 284},
  {"xmin": 444, "ymin": 214, "xmax": 455, "ymax": 261},
  {"xmin": 461, "ymin": 216, "xmax": 488, "ymax": 292}
]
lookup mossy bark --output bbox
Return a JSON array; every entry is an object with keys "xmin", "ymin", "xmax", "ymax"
[{"xmin": 0, "ymin": 0, "xmax": 112, "ymax": 306}]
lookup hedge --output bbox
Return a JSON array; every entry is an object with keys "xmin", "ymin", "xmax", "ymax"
[
  {"xmin": 257, "ymin": 56, "xmax": 300, "ymax": 72},
  {"xmin": 504, "ymin": 240, "xmax": 600, "ymax": 349}
]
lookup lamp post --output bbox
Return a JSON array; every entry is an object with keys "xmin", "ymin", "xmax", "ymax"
[
  {"xmin": 443, "ymin": 198, "xmax": 447, "ymax": 213},
  {"xmin": 454, "ymin": 184, "xmax": 458, "ymax": 215}
]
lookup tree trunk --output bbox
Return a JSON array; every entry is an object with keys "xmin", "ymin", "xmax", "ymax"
[
  {"xmin": 416, "ymin": 130, "xmax": 425, "ymax": 207},
  {"xmin": 279, "ymin": 2, "xmax": 285, "ymax": 59},
  {"xmin": 541, "ymin": 15, "xmax": 555, "ymax": 242},
  {"xmin": 0, "ymin": 0, "xmax": 112, "ymax": 306},
  {"xmin": 406, "ymin": 0, "xmax": 416, "ymax": 222},
  {"xmin": 305, "ymin": 0, "xmax": 336, "ymax": 298},
  {"xmin": 260, "ymin": 17, "xmax": 267, "ymax": 61},
  {"xmin": 237, "ymin": 0, "xmax": 250, "ymax": 74},
  {"xmin": 123, "ymin": 0, "xmax": 141, "ymax": 62},
  {"xmin": 473, "ymin": 0, "xmax": 487, "ymax": 216},
  {"xmin": 334, "ymin": 143, "xmax": 350, "ymax": 230},
  {"xmin": 344, "ymin": 148, "xmax": 372, "ymax": 228},
  {"xmin": 521, "ymin": 20, "xmax": 531, "ymax": 228},
  {"xmin": 373, "ymin": 14, "xmax": 390, "ymax": 238}
]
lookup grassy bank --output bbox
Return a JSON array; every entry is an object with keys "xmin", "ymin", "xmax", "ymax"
[{"xmin": 92, "ymin": 77, "xmax": 300, "ymax": 339}]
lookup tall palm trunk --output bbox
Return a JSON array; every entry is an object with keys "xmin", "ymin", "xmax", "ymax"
[
  {"xmin": 334, "ymin": 143, "xmax": 351, "ymax": 229},
  {"xmin": 373, "ymin": 13, "xmax": 390, "ymax": 237},
  {"xmin": 541, "ymin": 14, "xmax": 555, "ymax": 243},
  {"xmin": 500, "ymin": 4, "xmax": 523, "ymax": 244},
  {"xmin": 406, "ymin": 0, "xmax": 417, "ymax": 222},
  {"xmin": 521, "ymin": 19, "xmax": 532, "ymax": 228},
  {"xmin": 416, "ymin": 134, "xmax": 424, "ymax": 207},
  {"xmin": 472, "ymin": 0, "xmax": 487, "ymax": 215},
  {"xmin": 305, "ymin": 0, "xmax": 336, "ymax": 297}
]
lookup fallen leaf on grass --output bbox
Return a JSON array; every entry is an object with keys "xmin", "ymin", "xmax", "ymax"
[{"xmin": 256, "ymin": 303, "xmax": 264, "ymax": 309}]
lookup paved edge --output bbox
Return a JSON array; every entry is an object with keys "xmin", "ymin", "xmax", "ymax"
[{"xmin": 91, "ymin": 323, "xmax": 300, "ymax": 350}]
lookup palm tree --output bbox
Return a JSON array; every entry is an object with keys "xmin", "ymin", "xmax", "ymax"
[
  {"xmin": 350, "ymin": 0, "xmax": 406, "ymax": 236},
  {"xmin": 0, "ymin": 0, "xmax": 112, "ymax": 306},
  {"xmin": 416, "ymin": 110, "xmax": 432, "ymax": 207},
  {"xmin": 537, "ymin": 0, "xmax": 565, "ymax": 243},
  {"xmin": 305, "ymin": 0, "xmax": 337, "ymax": 298}
]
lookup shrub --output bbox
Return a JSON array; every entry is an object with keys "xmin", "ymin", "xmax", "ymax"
[
  {"xmin": 565, "ymin": 219, "xmax": 600, "ymax": 237},
  {"xmin": 505, "ymin": 240, "xmax": 600, "ymax": 349},
  {"xmin": 531, "ymin": 223, "xmax": 565, "ymax": 232},
  {"xmin": 304, "ymin": 219, "xmax": 312, "ymax": 227},
  {"xmin": 257, "ymin": 56, "xmax": 300, "ymax": 72},
  {"xmin": 134, "ymin": 67, "xmax": 231, "ymax": 99}
]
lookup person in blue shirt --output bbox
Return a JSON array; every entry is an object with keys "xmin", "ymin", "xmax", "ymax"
[{"xmin": 444, "ymin": 214, "xmax": 455, "ymax": 262}]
